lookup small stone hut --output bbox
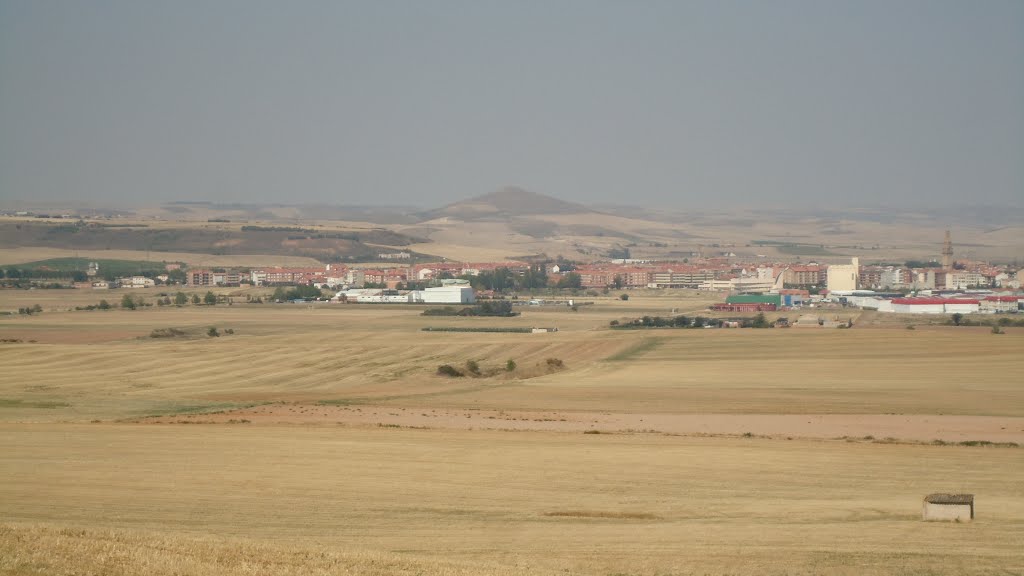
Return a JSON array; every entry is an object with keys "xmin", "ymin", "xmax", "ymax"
[{"xmin": 922, "ymin": 493, "xmax": 974, "ymax": 522}]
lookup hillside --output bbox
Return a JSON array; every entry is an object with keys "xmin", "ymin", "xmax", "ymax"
[
  {"xmin": 0, "ymin": 220, "xmax": 427, "ymax": 264},
  {"xmin": 422, "ymin": 187, "xmax": 591, "ymax": 221}
]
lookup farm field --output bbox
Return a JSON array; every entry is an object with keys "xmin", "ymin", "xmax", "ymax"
[
  {"xmin": 1, "ymin": 291, "xmax": 1023, "ymax": 574},
  {"xmin": 2, "ymin": 426, "xmax": 1023, "ymax": 575}
]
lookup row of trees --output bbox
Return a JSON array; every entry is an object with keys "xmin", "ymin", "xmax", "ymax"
[
  {"xmin": 611, "ymin": 313, "xmax": 773, "ymax": 329},
  {"xmin": 71, "ymin": 292, "xmax": 219, "ymax": 311},
  {"xmin": 456, "ymin": 266, "xmax": 552, "ymax": 292},
  {"xmin": 0, "ymin": 267, "xmax": 187, "ymax": 284}
]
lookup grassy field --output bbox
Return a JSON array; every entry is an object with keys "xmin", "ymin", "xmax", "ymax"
[
  {"xmin": 1, "ymin": 290, "xmax": 1023, "ymax": 574},
  {"xmin": 2, "ymin": 426, "xmax": 1023, "ymax": 575}
]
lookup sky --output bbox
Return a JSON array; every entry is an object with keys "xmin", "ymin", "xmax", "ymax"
[{"xmin": 0, "ymin": 0, "xmax": 1021, "ymax": 210}]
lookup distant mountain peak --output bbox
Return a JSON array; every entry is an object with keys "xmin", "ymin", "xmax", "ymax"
[{"xmin": 428, "ymin": 187, "xmax": 590, "ymax": 220}]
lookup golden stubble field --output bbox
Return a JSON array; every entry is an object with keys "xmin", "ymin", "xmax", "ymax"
[{"xmin": 1, "ymin": 291, "xmax": 1023, "ymax": 574}]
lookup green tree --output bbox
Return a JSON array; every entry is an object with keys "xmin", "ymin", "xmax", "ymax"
[
  {"xmin": 98, "ymin": 299, "xmax": 111, "ymax": 310},
  {"xmin": 612, "ymin": 275, "xmax": 624, "ymax": 289},
  {"xmin": 121, "ymin": 294, "xmax": 136, "ymax": 310},
  {"xmin": 506, "ymin": 359, "xmax": 517, "ymax": 372},
  {"xmin": 951, "ymin": 313, "xmax": 963, "ymax": 326},
  {"xmin": 619, "ymin": 293, "xmax": 629, "ymax": 301},
  {"xmin": 207, "ymin": 326, "xmax": 220, "ymax": 337},
  {"xmin": 751, "ymin": 312, "xmax": 770, "ymax": 328},
  {"xmin": 203, "ymin": 291, "xmax": 217, "ymax": 305},
  {"xmin": 191, "ymin": 294, "xmax": 201, "ymax": 305},
  {"xmin": 174, "ymin": 292, "xmax": 188, "ymax": 306},
  {"xmin": 557, "ymin": 272, "xmax": 582, "ymax": 290}
]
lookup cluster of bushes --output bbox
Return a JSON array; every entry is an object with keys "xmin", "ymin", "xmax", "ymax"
[
  {"xmin": 2, "ymin": 281, "xmax": 74, "ymax": 289},
  {"xmin": 150, "ymin": 328, "xmax": 187, "ymax": 338},
  {"xmin": 75, "ymin": 300, "xmax": 113, "ymax": 311},
  {"xmin": 422, "ymin": 327, "xmax": 534, "ymax": 333},
  {"xmin": 436, "ymin": 357, "xmax": 551, "ymax": 378},
  {"xmin": 949, "ymin": 314, "xmax": 1023, "ymax": 328},
  {"xmin": 149, "ymin": 326, "xmax": 234, "ymax": 339},
  {"xmin": 611, "ymin": 313, "xmax": 772, "ymax": 329},
  {"xmin": 18, "ymin": 304, "xmax": 44, "ymax": 315},
  {"xmin": 271, "ymin": 285, "xmax": 325, "ymax": 301},
  {"xmin": 421, "ymin": 301, "xmax": 517, "ymax": 317}
]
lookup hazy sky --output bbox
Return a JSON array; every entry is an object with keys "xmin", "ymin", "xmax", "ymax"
[{"xmin": 1, "ymin": 0, "xmax": 1021, "ymax": 209}]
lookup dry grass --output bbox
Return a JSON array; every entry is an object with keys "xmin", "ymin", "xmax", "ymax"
[
  {"xmin": 1, "ymin": 290, "xmax": 1023, "ymax": 574},
  {"xmin": 1, "ymin": 298, "xmax": 1022, "ymax": 420},
  {"xmin": 1, "ymin": 425, "xmax": 1022, "ymax": 575},
  {"xmin": 0, "ymin": 523, "xmax": 557, "ymax": 576}
]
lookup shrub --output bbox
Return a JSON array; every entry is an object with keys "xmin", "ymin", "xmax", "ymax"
[
  {"xmin": 150, "ymin": 328, "xmax": 186, "ymax": 338},
  {"xmin": 437, "ymin": 364, "xmax": 463, "ymax": 377},
  {"xmin": 991, "ymin": 325, "xmax": 1004, "ymax": 334},
  {"xmin": 207, "ymin": 327, "xmax": 220, "ymax": 337},
  {"xmin": 619, "ymin": 294, "xmax": 629, "ymax": 301},
  {"xmin": 545, "ymin": 357, "xmax": 564, "ymax": 369},
  {"xmin": 609, "ymin": 320, "xmax": 620, "ymax": 326},
  {"xmin": 224, "ymin": 328, "xmax": 234, "ymax": 335},
  {"xmin": 465, "ymin": 360, "xmax": 481, "ymax": 375},
  {"xmin": 506, "ymin": 359, "xmax": 517, "ymax": 372}
]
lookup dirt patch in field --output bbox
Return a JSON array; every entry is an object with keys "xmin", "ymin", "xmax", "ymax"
[{"xmin": 152, "ymin": 404, "xmax": 1024, "ymax": 443}]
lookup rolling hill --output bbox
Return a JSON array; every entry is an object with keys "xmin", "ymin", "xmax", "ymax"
[{"xmin": 422, "ymin": 187, "xmax": 592, "ymax": 221}]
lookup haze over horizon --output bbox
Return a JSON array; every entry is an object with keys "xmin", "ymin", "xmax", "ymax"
[{"xmin": 1, "ymin": 1, "xmax": 1021, "ymax": 211}]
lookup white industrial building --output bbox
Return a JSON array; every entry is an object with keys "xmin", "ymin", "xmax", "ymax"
[
  {"xmin": 411, "ymin": 286, "xmax": 476, "ymax": 304},
  {"xmin": 979, "ymin": 296, "xmax": 1023, "ymax": 313},
  {"xmin": 890, "ymin": 298, "xmax": 979, "ymax": 314},
  {"xmin": 335, "ymin": 285, "xmax": 476, "ymax": 304}
]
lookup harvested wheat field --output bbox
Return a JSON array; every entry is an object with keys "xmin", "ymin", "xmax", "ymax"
[{"xmin": 1, "ymin": 294, "xmax": 1023, "ymax": 574}]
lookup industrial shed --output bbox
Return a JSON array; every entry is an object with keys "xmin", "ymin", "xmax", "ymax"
[
  {"xmin": 712, "ymin": 294, "xmax": 781, "ymax": 312},
  {"xmin": 922, "ymin": 493, "xmax": 974, "ymax": 522}
]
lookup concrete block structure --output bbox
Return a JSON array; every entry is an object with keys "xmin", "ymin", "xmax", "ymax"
[
  {"xmin": 826, "ymin": 258, "xmax": 859, "ymax": 292},
  {"xmin": 922, "ymin": 494, "xmax": 974, "ymax": 522}
]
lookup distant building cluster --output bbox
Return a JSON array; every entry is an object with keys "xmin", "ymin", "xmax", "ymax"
[{"xmin": 6, "ymin": 228, "xmax": 1022, "ymax": 317}]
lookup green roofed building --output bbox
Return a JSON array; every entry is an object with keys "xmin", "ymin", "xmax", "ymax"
[{"xmin": 725, "ymin": 294, "xmax": 782, "ymax": 306}]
